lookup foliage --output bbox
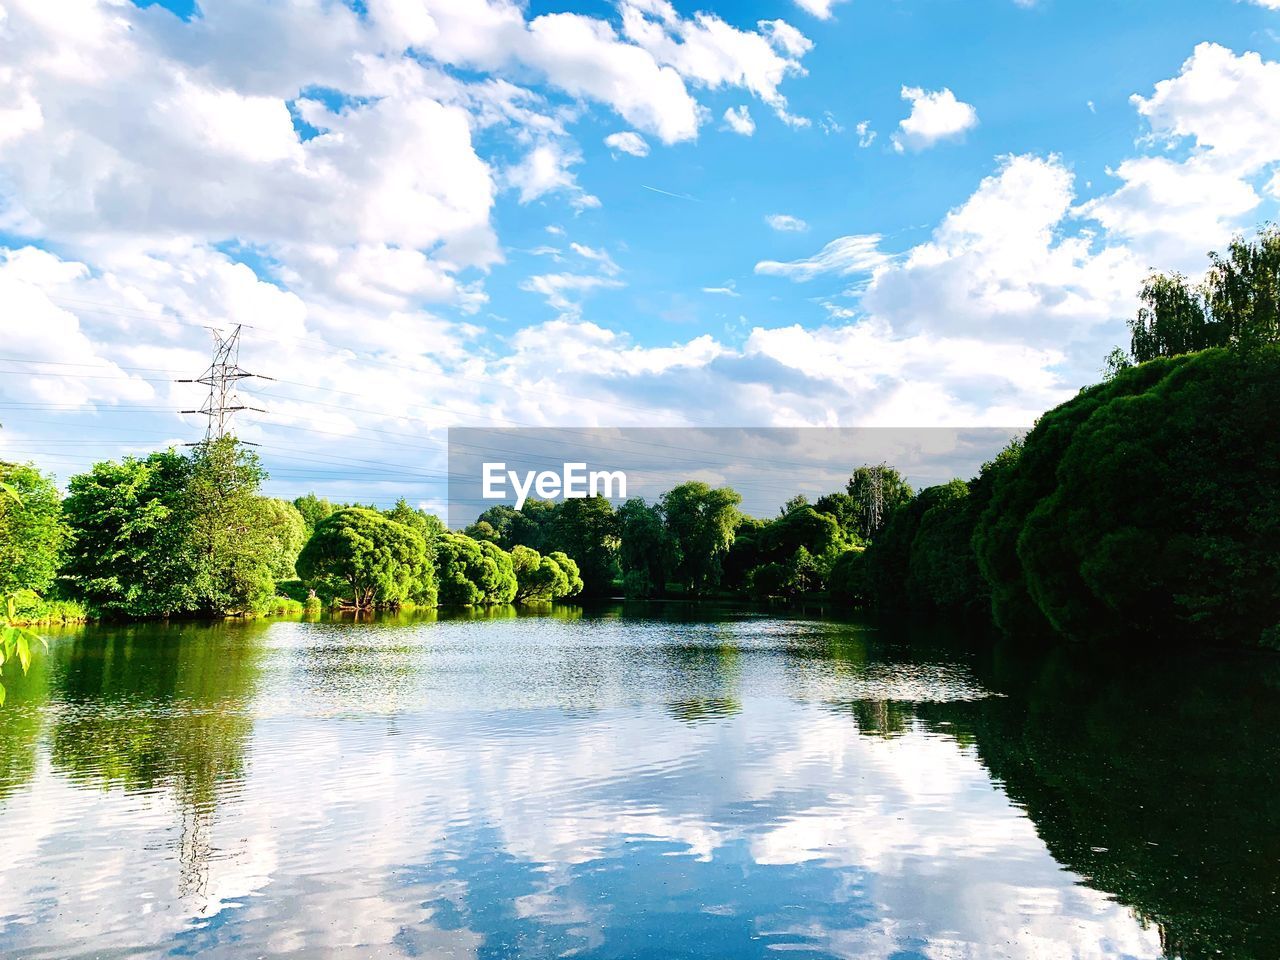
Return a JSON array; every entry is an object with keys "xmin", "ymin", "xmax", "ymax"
[
  {"xmin": 510, "ymin": 544, "xmax": 582, "ymax": 602},
  {"xmin": 845, "ymin": 465, "xmax": 914, "ymax": 541},
  {"xmin": 812, "ymin": 491, "xmax": 864, "ymax": 544},
  {"xmin": 383, "ymin": 499, "xmax": 446, "ymax": 552},
  {"xmin": 434, "ymin": 533, "xmax": 518, "ymax": 606},
  {"xmin": 660, "ymin": 482, "xmax": 741, "ymax": 595},
  {"xmin": 292, "ymin": 493, "xmax": 335, "ymax": 536},
  {"xmin": 5, "ymin": 589, "xmax": 87, "ymax": 625},
  {"xmin": 550, "ymin": 495, "xmax": 619, "ymax": 596},
  {"xmin": 546, "ymin": 551, "xmax": 583, "ymax": 598},
  {"xmin": 728, "ymin": 505, "xmax": 846, "ymax": 597},
  {"xmin": 905, "ymin": 479, "xmax": 986, "ymax": 613},
  {"xmin": 258, "ymin": 498, "xmax": 307, "ymax": 580},
  {"xmin": 183, "ymin": 438, "xmax": 281, "ymax": 616},
  {"xmin": 616, "ymin": 498, "xmax": 676, "ymax": 597},
  {"xmin": 61, "ymin": 449, "xmax": 200, "ymax": 617},
  {"xmin": 469, "ymin": 500, "xmax": 558, "ymax": 553},
  {"xmin": 0, "ymin": 462, "xmax": 68, "ymax": 598},
  {"xmin": 1011, "ymin": 347, "xmax": 1280, "ymax": 647},
  {"xmin": 1120, "ymin": 225, "xmax": 1280, "ymax": 365},
  {"xmin": 296, "ymin": 508, "xmax": 434, "ymax": 609}
]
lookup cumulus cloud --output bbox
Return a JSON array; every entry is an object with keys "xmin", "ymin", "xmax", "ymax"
[
  {"xmin": 766, "ymin": 214, "xmax": 809, "ymax": 232},
  {"xmin": 722, "ymin": 105, "xmax": 756, "ymax": 135},
  {"xmin": 892, "ymin": 86, "xmax": 979, "ymax": 152},
  {"xmin": 604, "ymin": 131, "xmax": 650, "ymax": 156},
  {"xmin": 506, "ymin": 142, "xmax": 600, "ymax": 209},
  {"xmin": 791, "ymin": 0, "xmax": 850, "ymax": 20},
  {"xmin": 1077, "ymin": 43, "xmax": 1280, "ymax": 268},
  {"xmin": 619, "ymin": 1, "xmax": 811, "ymax": 123},
  {"xmin": 755, "ymin": 235, "xmax": 890, "ymax": 281},
  {"xmin": 865, "ymin": 155, "xmax": 1139, "ymax": 349}
]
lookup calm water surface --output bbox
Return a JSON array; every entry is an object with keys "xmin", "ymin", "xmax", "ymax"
[{"xmin": 1, "ymin": 605, "xmax": 1277, "ymax": 959}]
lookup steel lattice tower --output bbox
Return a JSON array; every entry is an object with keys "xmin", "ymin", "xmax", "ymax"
[{"xmin": 179, "ymin": 325, "xmax": 270, "ymax": 444}]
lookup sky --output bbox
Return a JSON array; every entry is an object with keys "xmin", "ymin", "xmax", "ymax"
[{"xmin": 1, "ymin": 0, "xmax": 1279, "ymax": 511}]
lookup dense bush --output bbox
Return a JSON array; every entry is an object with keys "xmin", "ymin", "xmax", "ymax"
[
  {"xmin": 296, "ymin": 508, "xmax": 435, "ymax": 609},
  {"xmin": 1010, "ymin": 347, "xmax": 1280, "ymax": 647},
  {"xmin": 435, "ymin": 533, "xmax": 518, "ymax": 606},
  {"xmin": 510, "ymin": 544, "xmax": 583, "ymax": 602}
]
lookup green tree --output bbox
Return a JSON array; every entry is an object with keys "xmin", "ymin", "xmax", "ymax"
[
  {"xmin": 62, "ymin": 450, "xmax": 199, "ymax": 617},
  {"xmin": 1122, "ymin": 226, "xmax": 1280, "ymax": 365},
  {"xmin": 845, "ymin": 465, "xmax": 914, "ymax": 540},
  {"xmin": 547, "ymin": 551, "xmax": 583, "ymax": 597},
  {"xmin": 258, "ymin": 498, "xmax": 307, "ymax": 580},
  {"xmin": 0, "ymin": 462, "xmax": 67, "ymax": 599},
  {"xmin": 292, "ymin": 493, "xmax": 335, "ymax": 536},
  {"xmin": 813, "ymin": 491, "xmax": 863, "ymax": 544},
  {"xmin": 1204, "ymin": 225, "xmax": 1280, "ymax": 351},
  {"xmin": 616, "ymin": 498, "xmax": 676, "ymax": 597},
  {"xmin": 296, "ymin": 508, "xmax": 433, "ymax": 609},
  {"xmin": 383, "ymin": 499, "xmax": 446, "ymax": 554},
  {"xmin": 550, "ymin": 495, "xmax": 619, "ymax": 596},
  {"xmin": 660, "ymin": 482, "xmax": 742, "ymax": 594},
  {"xmin": 905, "ymin": 479, "xmax": 982, "ymax": 612},
  {"xmin": 1014, "ymin": 347, "xmax": 1280, "ymax": 647},
  {"xmin": 434, "ymin": 533, "xmax": 518, "ymax": 605},
  {"xmin": 510, "ymin": 544, "xmax": 581, "ymax": 602},
  {"xmin": 184, "ymin": 438, "xmax": 278, "ymax": 616}
]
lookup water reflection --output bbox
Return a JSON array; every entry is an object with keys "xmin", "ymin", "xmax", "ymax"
[{"xmin": 0, "ymin": 608, "xmax": 1274, "ymax": 958}]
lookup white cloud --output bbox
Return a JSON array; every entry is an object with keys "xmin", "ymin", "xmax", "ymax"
[
  {"xmin": 755, "ymin": 235, "xmax": 890, "ymax": 281},
  {"xmin": 604, "ymin": 131, "xmax": 650, "ymax": 156},
  {"xmin": 1077, "ymin": 43, "xmax": 1280, "ymax": 268},
  {"xmin": 569, "ymin": 242, "xmax": 620, "ymax": 275},
  {"xmin": 864, "ymin": 155, "xmax": 1140, "ymax": 347},
  {"xmin": 506, "ymin": 142, "xmax": 600, "ymax": 209},
  {"xmin": 520, "ymin": 272, "xmax": 624, "ymax": 316},
  {"xmin": 722, "ymin": 105, "xmax": 756, "ymax": 135},
  {"xmin": 1244, "ymin": 0, "xmax": 1280, "ymax": 8},
  {"xmin": 766, "ymin": 213, "xmax": 809, "ymax": 232},
  {"xmin": 1131, "ymin": 43, "xmax": 1280, "ymax": 175},
  {"xmin": 619, "ymin": 2, "xmax": 810, "ymax": 123},
  {"xmin": 892, "ymin": 86, "xmax": 979, "ymax": 152},
  {"xmin": 856, "ymin": 120, "xmax": 877, "ymax": 147},
  {"xmin": 791, "ymin": 0, "xmax": 850, "ymax": 20},
  {"xmin": 702, "ymin": 284, "xmax": 739, "ymax": 297}
]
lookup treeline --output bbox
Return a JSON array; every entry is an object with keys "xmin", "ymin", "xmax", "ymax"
[{"xmin": 0, "ymin": 439, "xmax": 585, "ymax": 622}]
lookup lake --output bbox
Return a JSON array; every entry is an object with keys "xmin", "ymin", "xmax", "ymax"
[{"xmin": 1, "ymin": 605, "xmax": 1277, "ymax": 959}]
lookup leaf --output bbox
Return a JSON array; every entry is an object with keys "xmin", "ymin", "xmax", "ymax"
[
  {"xmin": 0, "ymin": 681, "xmax": 6, "ymax": 707},
  {"xmin": 16, "ymin": 633, "xmax": 30, "ymax": 674}
]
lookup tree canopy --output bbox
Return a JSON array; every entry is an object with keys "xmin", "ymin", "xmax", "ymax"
[
  {"xmin": 295, "ymin": 508, "xmax": 434, "ymax": 610},
  {"xmin": 0, "ymin": 463, "xmax": 67, "ymax": 600}
]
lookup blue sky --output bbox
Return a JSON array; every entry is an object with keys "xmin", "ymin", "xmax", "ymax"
[{"xmin": 1, "ymin": 0, "xmax": 1279, "ymax": 510}]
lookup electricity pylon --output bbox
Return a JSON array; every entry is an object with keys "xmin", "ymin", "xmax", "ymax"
[{"xmin": 178, "ymin": 325, "xmax": 271, "ymax": 445}]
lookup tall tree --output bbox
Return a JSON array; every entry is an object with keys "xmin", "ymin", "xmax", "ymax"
[
  {"xmin": 0, "ymin": 462, "xmax": 67, "ymax": 599},
  {"xmin": 550, "ymin": 495, "xmax": 619, "ymax": 596},
  {"xmin": 660, "ymin": 482, "xmax": 742, "ymax": 594},
  {"xmin": 184, "ymin": 438, "xmax": 278, "ymax": 616},
  {"xmin": 61, "ymin": 450, "xmax": 199, "ymax": 617},
  {"xmin": 845, "ymin": 465, "xmax": 913, "ymax": 541},
  {"xmin": 616, "ymin": 498, "xmax": 676, "ymax": 597}
]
